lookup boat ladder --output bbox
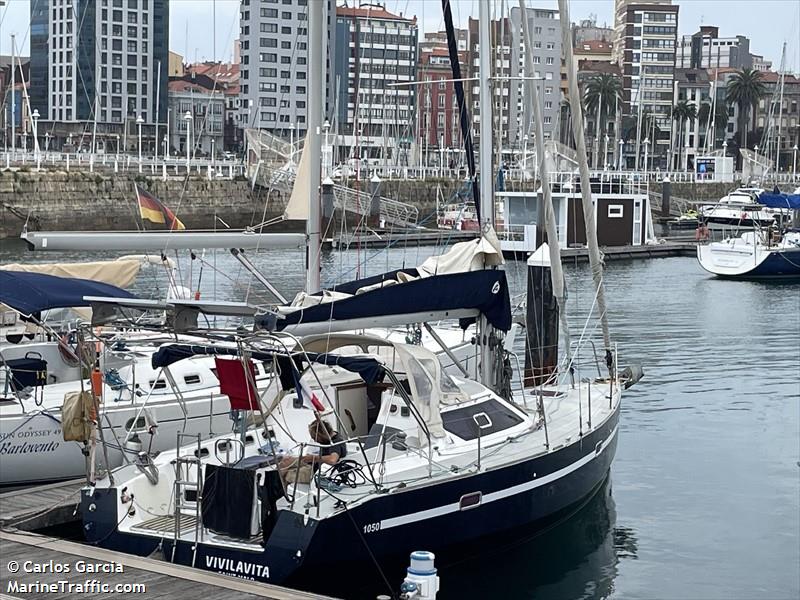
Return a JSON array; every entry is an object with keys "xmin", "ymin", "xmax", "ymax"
[{"xmin": 171, "ymin": 432, "xmax": 203, "ymax": 567}]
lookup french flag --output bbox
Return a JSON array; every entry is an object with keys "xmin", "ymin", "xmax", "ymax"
[{"xmin": 293, "ymin": 369, "xmax": 325, "ymax": 412}]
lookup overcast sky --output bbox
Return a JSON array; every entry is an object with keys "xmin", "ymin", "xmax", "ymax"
[{"xmin": 1, "ymin": 0, "xmax": 798, "ymax": 72}]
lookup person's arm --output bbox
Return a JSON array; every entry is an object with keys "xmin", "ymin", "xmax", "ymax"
[{"xmin": 318, "ymin": 452, "xmax": 339, "ymax": 466}]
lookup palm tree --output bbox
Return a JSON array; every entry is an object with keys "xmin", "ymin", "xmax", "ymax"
[
  {"xmin": 725, "ymin": 68, "xmax": 766, "ymax": 156},
  {"xmin": 672, "ymin": 100, "xmax": 697, "ymax": 169},
  {"xmin": 697, "ymin": 102, "xmax": 731, "ymax": 150},
  {"xmin": 584, "ymin": 74, "xmax": 621, "ymax": 168}
]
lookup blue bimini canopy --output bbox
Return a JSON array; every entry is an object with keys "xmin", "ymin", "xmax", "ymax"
[
  {"xmin": 758, "ymin": 193, "xmax": 800, "ymax": 210},
  {"xmin": 0, "ymin": 270, "xmax": 136, "ymax": 315},
  {"xmin": 274, "ymin": 269, "xmax": 512, "ymax": 334},
  {"xmin": 151, "ymin": 343, "xmax": 385, "ymax": 386}
]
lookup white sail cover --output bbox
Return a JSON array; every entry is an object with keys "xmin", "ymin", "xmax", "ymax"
[
  {"xmin": 283, "ymin": 132, "xmax": 310, "ymax": 221},
  {"xmin": 417, "ymin": 226, "xmax": 504, "ymax": 277}
]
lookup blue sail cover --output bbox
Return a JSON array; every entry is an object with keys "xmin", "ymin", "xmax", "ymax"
[
  {"xmin": 0, "ymin": 270, "xmax": 135, "ymax": 315},
  {"xmin": 277, "ymin": 269, "xmax": 512, "ymax": 332},
  {"xmin": 758, "ymin": 193, "xmax": 800, "ymax": 210}
]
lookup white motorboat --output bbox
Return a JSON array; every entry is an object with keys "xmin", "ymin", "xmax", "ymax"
[{"xmin": 699, "ymin": 186, "xmax": 789, "ymax": 230}]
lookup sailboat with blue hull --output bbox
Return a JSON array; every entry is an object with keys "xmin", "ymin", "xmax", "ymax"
[{"xmin": 697, "ymin": 192, "xmax": 800, "ymax": 279}]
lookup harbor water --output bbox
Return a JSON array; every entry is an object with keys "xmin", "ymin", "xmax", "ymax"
[{"xmin": 2, "ymin": 239, "xmax": 798, "ymax": 599}]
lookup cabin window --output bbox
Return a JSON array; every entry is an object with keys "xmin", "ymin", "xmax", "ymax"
[
  {"xmin": 194, "ymin": 447, "xmax": 210, "ymax": 459},
  {"xmin": 608, "ymin": 205, "xmax": 624, "ymax": 218},
  {"xmin": 184, "ymin": 374, "xmax": 201, "ymax": 385},
  {"xmin": 245, "ymin": 434, "xmax": 255, "ymax": 445},
  {"xmin": 459, "ymin": 492, "xmax": 482, "ymax": 511},
  {"xmin": 149, "ymin": 379, "xmax": 167, "ymax": 390},
  {"xmin": 125, "ymin": 416, "xmax": 147, "ymax": 430}
]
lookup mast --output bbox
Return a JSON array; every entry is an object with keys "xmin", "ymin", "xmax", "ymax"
[
  {"xmin": 558, "ymin": 0, "xmax": 613, "ymax": 362},
  {"xmin": 518, "ymin": 0, "xmax": 570, "ymax": 361},
  {"xmin": 775, "ymin": 42, "xmax": 786, "ymax": 171},
  {"xmin": 478, "ymin": 0, "xmax": 493, "ymax": 228},
  {"xmin": 10, "ymin": 33, "xmax": 15, "ymax": 154},
  {"xmin": 441, "ymin": 0, "xmax": 480, "ymax": 224},
  {"xmin": 306, "ymin": 0, "xmax": 324, "ymax": 293}
]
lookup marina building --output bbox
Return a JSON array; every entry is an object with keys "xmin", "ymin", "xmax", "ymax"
[
  {"xmin": 29, "ymin": 0, "xmax": 169, "ymax": 141},
  {"xmin": 332, "ymin": 4, "xmax": 418, "ymax": 164},
  {"xmin": 237, "ymin": 0, "xmax": 336, "ymax": 137}
]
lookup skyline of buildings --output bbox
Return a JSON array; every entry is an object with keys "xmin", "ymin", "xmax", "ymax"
[{"xmin": 0, "ymin": 0, "xmax": 795, "ymax": 169}]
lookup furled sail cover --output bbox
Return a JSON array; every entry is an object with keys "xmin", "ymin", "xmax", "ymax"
[
  {"xmin": 274, "ymin": 269, "xmax": 512, "ymax": 332},
  {"xmin": 0, "ymin": 270, "xmax": 135, "ymax": 315},
  {"xmin": 0, "ymin": 258, "xmax": 143, "ymax": 289},
  {"xmin": 758, "ymin": 192, "xmax": 800, "ymax": 210}
]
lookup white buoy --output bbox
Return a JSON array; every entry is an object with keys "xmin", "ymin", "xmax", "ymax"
[{"xmin": 399, "ymin": 551, "xmax": 439, "ymax": 599}]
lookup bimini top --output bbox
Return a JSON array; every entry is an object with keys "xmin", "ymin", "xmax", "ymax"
[
  {"xmin": 0, "ymin": 270, "xmax": 136, "ymax": 315},
  {"xmin": 150, "ymin": 342, "xmax": 386, "ymax": 386},
  {"xmin": 758, "ymin": 192, "xmax": 800, "ymax": 210}
]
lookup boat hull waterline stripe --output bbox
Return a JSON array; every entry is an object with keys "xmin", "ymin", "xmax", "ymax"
[{"xmin": 379, "ymin": 425, "xmax": 618, "ymax": 531}]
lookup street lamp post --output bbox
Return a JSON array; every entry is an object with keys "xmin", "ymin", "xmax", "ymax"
[
  {"xmin": 604, "ymin": 134, "xmax": 609, "ymax": 170},
  {"xmin": 211, "ymin": 138, "xmax": 215, "ymax": 169},
  {"xmin": 136, "ymin": 114, "xmax": 144, "ymax": 172},
  {"xmin": 722, "ymin": 140, "xmax": 727, "ymax": 156},
  {"xmin": 115, "ymin": 134, "xmax": 120, "ymax": 162},
  {"xmin": 31, "ymin": 108, "xmax": 40, "ymax": 169},
  {"xmin": 184, "ymin": 111, "xmax": 192, "ymax": 172},
  {"xmin": 618, "ymin": 139, "xmax": 624, "ymax": 171},
  {"xmin": 322, "ymin": 119, "xmax": 331, "ymax": 178},
  {"xmin": 793, "ymin": 144, "xmax": 798, "ymax": 178},
  {"xmin": 522, "ymin": 134, "xmax": 528, "ymax": 181},
  {"xmin": 643, "ymin": 138, "xmax": 650, "ymax": 180},
  {"xmin": 288, "ymin": 123, "xmax": 295, "ymax": 162},
  {"xmin": 163, "ymin": 135, "xmax": 168, "ymax": 160}
]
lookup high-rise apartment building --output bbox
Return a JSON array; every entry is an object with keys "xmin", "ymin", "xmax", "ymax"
[
  {"xmin": 30, "ymin": 0, "xmax": 168, "ymax": 127},
  {"xmin": 238, "ymin": 0, "xmax": 335, "ymax": 136},
  {"xmin": 332, "ymin": 4, "xmax": 418, "ymax": 162},
  {"xmin": 676, "ymin": 27, "xmax": 752, "ymax": 70},
  {"xmin": 467, "ymin": 17, "xmax": 513, "ymax": 149},
  {"xmin": 617, "ymin": 1, "xmax": 679, "ymax": 168},
  {"xmin": 467, "ymin": 8, "xmax": 561, "ymax": 152},
  {"xmin": 612, "ymin": 0, "xmax": 662, "ymax": 64}
]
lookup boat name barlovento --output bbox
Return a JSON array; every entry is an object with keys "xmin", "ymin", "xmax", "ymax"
[
  {"xmin": 205, "ymin": 556, "xmax": 270, "ymax": 579},
  {"xmin": 0, "ymin": 440, "xmax": 60, "ymax": 455}
]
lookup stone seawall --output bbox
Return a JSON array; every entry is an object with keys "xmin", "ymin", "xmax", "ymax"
[
  {"xmin": 4, "ymin": 169, "xmax": 784, "ymax": 239},
  {"xmin": 0, "ymin": 170, "xmax": 292, "ymax": 239}
]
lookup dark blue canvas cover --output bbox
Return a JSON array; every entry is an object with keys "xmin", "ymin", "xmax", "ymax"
[{"xmin": 0, "ymin": 270, "xmax": 135, "ymax": 315}]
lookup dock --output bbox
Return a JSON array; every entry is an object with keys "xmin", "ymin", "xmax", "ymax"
[
  {"xmin": 0, "ymin": 480, "xmax": 338, "ymax": 599},
  {"xmin": 562, "ymin": 241, "xmax": 696, "ymax": 262},
  {"xmin": 0, "ymin": 530, "xmax": 334, "ymax": 599},
  {"xmin": 0, "ymin": 478, "xmax": 84, "ymax": 531}
]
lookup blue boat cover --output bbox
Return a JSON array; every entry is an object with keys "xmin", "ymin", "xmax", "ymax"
[
  {"xmin": 151, "ymin": 344, "xmax": 385, "ymax": 385},
  {"xmin": 758, "ymin": 193, "xmax": 800, "ymax": 210},
  {"xmin": 279, "ymin": 269, "xmax": 512, "ymax": 332},
  {"xmin": 0, "ymin": 270, "xmax": 135, "ymax": 315}
]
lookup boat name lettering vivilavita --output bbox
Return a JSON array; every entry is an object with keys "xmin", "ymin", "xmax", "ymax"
[{"xmin": 205, "ymin": 556, "xmax": 270, "ymax": 580}]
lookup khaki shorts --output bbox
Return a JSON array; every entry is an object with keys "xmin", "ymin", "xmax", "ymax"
[{"xmin": 283, "ymin": 460, "xmax": 313, "ymax": 484}]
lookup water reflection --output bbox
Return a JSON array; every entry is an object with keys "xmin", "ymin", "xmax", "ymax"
[{"xmin": 437, "ymin": 476, "xmax": 638, "ymax": 600}]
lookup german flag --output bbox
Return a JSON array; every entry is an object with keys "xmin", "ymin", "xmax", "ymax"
[{"xmin": 136, "ymin": 184, "xmax": 185, "ymax": 230}]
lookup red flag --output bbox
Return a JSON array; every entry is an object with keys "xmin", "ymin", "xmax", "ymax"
[{"xmin": 214, "ymin": 357, "xmax": 259, "ymax": 411}]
